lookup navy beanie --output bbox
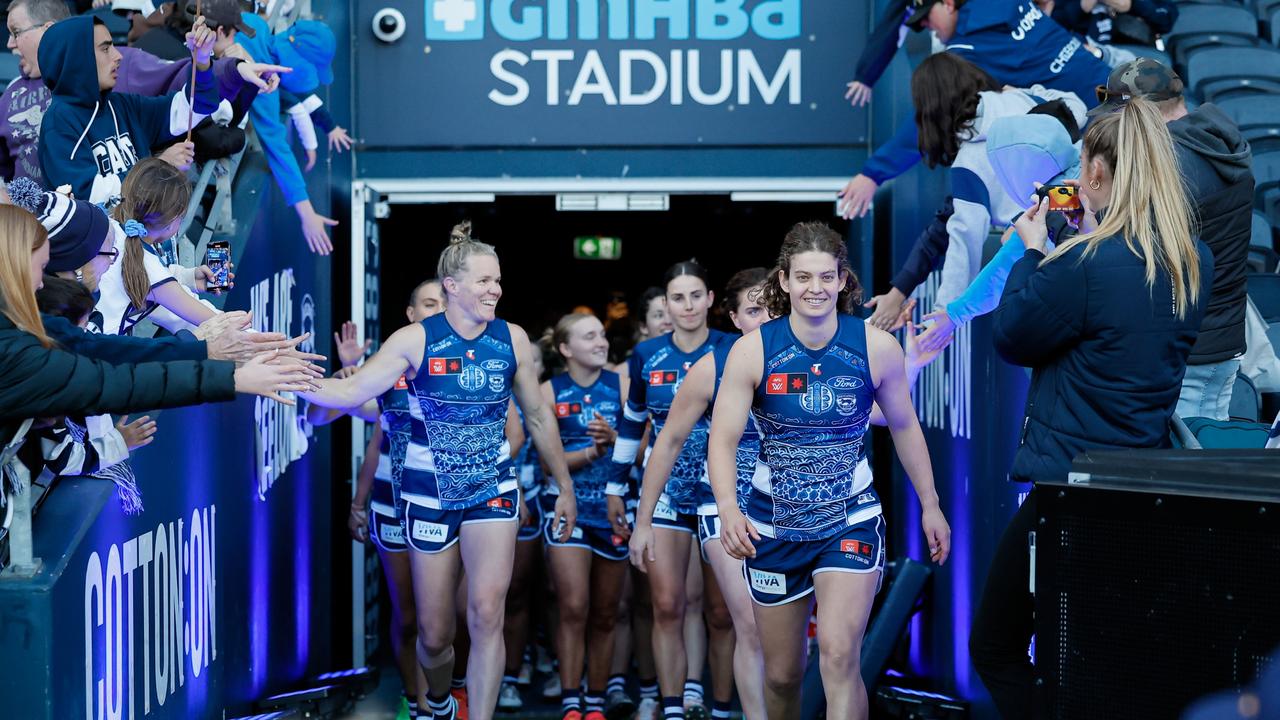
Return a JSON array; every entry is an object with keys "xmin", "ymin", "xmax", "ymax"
[{"xmin": 7, "ymin": 177, "xmax": 112, "ymax": 273}]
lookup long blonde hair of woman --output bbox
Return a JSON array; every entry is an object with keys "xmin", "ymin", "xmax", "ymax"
[
  {"xmin": 1042, "ymin": 98, "xmax": 1201, "ymax": 319},
  {"xmin": 0, "ymin": 204, "xmax": 53, "ymax": 347}
]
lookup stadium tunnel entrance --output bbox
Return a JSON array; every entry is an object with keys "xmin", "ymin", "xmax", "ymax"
[{"xmin": 361, "ymin": 190, "xmax": 854, "ymax": 345}]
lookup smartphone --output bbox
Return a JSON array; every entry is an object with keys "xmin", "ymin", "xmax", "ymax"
[
  {"xmin": 205, "ymin": 240, "xmax": 231, "ymax": 292},
  {"xmin": 1035, "ymin": 184, "xmax": 1081, "ymax": 212}
]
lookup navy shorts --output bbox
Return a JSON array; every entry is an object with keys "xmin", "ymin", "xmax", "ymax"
[
  {"xmin": 697, "ymin": 513, "xmax": 722, "ymax": 563},
  {"xmin": 518, "ymin": 492, "xmax": 543, "ymax": 542},
  {"xmin": 651, "ymin": 492, "xmax": 697, "ymax": 534},
  {"xmin": 743, "ymin": 514, "xmax": 885, "ymax": 606},
  {"xmin": 543, "ymin": 516, "xmax": 629, "ymax": 561},
  {"xmin": 403, "ymin": 488, "xmax": 520, "ymax": 554},
  {"xmin": 370, "ymin": 502, "xmax": 408, "ymax": 552},
  {"xmin": 369, "ymin": 478, "xmax": 407, "ymax": 552}
]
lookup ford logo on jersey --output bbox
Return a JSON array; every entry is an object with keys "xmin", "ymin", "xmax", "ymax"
[{"xmin": 828, "ymin": 376, "xmax": 863, "ymax": 390}]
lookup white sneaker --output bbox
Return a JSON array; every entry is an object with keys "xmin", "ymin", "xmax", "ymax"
[
  {"xmin": 517, "ymin": 660, "xmax": 533, "ymax": 686},
  {"xmin": 635, "ymin": 697, "xmax": 660, "ymax": 720},
  {"xmin": 536, "ymin": 645, "xmax": 555, "ymax": 674},
  {"xmin": 497, "ymin": 682, "xmax": 523, "ymax": 711},
  {"xmin": 542, "ymin": 673, "xmax": 562, "ymax": 699}
]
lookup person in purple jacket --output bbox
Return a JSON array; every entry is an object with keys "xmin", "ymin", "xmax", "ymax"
[
  {"xmin": 1, "ymin": 0, "xmax": 284, "ymax": 189},
  {"xmin": 1, "ymin": 0, "xmax": 70, "ymax": 184}
]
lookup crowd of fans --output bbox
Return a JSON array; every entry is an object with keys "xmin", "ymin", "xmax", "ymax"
[
  {"xmin": 2, "ymin": 1, "xmax": 1279, "ymax": 719},
  {"xmin": 0, "ymin": 0, "xmax": 340, "ymax": 539}
]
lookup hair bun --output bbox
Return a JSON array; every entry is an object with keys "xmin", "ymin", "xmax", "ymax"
[
  {"xmin": 6, "ymin": 177, "xmax": 47, "ymax": 215},
  {"xmin": 449, "ymin": 220, "xmax": 473, "ymax": 245}
]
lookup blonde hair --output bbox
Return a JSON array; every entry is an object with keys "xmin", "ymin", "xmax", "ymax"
[
  {"xmin": 436, "ymin": 220, "xmax": 498, "ymax": 285},
  {"xmin": 0, "ymin": 205, "xmax": 54, "ymax": 347},
  {"xmin": 1042, "ymin": 98, "xmax": 1200, "ymax": 318},
  {"xmin": 551, "ymin": 312, "xmax": 596, "ymax": 359}
]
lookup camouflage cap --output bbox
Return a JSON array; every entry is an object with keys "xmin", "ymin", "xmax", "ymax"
[
  {"xmin": 1088, "ymin": 57, "xmax": 1185, "ymax": 117},
  {"xmin": 905, "ymin": 0, "xmax": 942, "ymax": 30}
]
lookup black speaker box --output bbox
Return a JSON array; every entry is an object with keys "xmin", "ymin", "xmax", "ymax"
[{"xmin": 1035, "ymin": 450, "xmax": 1280, "ymax": 720}]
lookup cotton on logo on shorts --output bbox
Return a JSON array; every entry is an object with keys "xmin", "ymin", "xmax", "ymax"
[
  {"xmin": 426, "ymin": 0, "xmax": 484, "ymax": 40},
  {"xmin": 749, "ymin": 568, "xmax": 787, "ymax": 595},
  {"xmin": 412, "ymin": 520, "xmax": 449, "ymax": 543}
]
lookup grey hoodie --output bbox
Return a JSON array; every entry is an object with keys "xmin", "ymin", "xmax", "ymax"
[{"xmin": 1168, "ymin": 103, "xmax": 1254, "ymax": 364}]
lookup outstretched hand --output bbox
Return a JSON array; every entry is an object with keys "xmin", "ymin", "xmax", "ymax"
[{"xmin": 334, "ymin": 321, "xmax": 372, "ymax": 368}]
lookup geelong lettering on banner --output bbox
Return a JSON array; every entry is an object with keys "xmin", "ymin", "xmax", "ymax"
[{"xmin": 83, "ymin": 505, "xmax": 218, "ymax": 720}]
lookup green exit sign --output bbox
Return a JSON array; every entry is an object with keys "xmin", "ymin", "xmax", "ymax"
[{"xmin": 574, "ymin": 236, "xmax": 623, "ymax": 260}]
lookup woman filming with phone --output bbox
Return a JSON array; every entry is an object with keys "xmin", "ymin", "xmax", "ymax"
[{"xmin": 968, "ymin": 97, "xmax": 1214, "ymax": 719}]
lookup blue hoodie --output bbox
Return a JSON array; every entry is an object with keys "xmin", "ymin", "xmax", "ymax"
[
  {"xmin": 860, "ymin": 0, "xmax": 1110, "ymax": 185},
  {"xmin": 37, "ymin": 16, "xmax": 218, "ymax": 203},
  {"xmin": 237, "ymin": 11, "xmax": 308, "ymax": 207}
]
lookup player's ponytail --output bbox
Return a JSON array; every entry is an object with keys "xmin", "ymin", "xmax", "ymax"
[{"xmin": 436, "ymin": 220, "xmax": 498, "ymax": 284}]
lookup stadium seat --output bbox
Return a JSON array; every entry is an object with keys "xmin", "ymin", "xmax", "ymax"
[
  {"xmin": 1215, "ymin": 94, "xmax": 1280, "ymax": 148},
  {"xmin": 1185, "ymin": 47, "xmax": 1280, "ymax": 103},
  {"xmin": 1251, "ymin": 212, "xmax": 1279, "ymax": 271},
  {"xmin": 1269, "ymin": 6, "xmax": 1280, "ymax": 44},
  {"xmin": 1230, "ymin": 372, "xmax": 1262, "ymax": 422},
  {"xmin": 1255, "ymin": 211, "xmax": 1276, "ymax": 248},
  {"xmin": 1248, "ymin": 273, "xmax": 1280, "ymax": 324},
  {"xmin": 1256, "ymin": 150, "xmax": 1280, "ymax": 223},
  {"xmin": 1167, "ymin": 4, "xmax": 1264, "ymax": 67}
]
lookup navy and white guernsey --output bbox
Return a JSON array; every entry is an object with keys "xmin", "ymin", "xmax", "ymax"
[
  {"xmin": 748, "ymin": 315, "xmax": 879, "ymax": 542},
  {"xmin": 696, "ymin": 342, "xmax": 760, "ymax": 516},
  {"xmin": 401, "ymin": 313, "xmax": 519, "ymax": 510},
  {"xmin": 607, "ymin": 330, "xmax": 733, "ymax": 515},
  {"xmin": 372, "ymin": 376, "xmax": 413, "ymax": 516},
  {"xmin": 546, "ymin": 371, "xmax": 622, "ymax": 529}
]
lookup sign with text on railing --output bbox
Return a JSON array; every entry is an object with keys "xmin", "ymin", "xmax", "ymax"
[{"xmin": 355, "ymin": 0, "xmax": 869, "ymax": 148}]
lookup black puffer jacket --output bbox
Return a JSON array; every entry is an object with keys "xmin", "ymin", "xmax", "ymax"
[
  {"xmin": 993, "ymin": 238, "xmax": 1213, "ymax": 483},
  {"xmin": 1168, "ymin": 104, "xmax": 1254, "ymax": 365},
  {"xmin": 0, "ymin": 315, "xmax": 236, "ymax": 446}
]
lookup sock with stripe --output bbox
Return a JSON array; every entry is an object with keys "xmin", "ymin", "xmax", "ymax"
[
  {"xmin": 711, "ymin": 700, "xmax": 732, "ymax": 719},
  {"xmin": 404, "ymin": 694, "xmax": 419, "ymax": 719},
  {"xmin": 639, "ymin": 678, "xmax": 660, "ymax": 701},
  {"xmin": 607, "ymin": 673, "xmax": 627, "ymax": 696},
  {"xmin": 450, "ymin": 677, "xmax": 466, "ymax": 691},
  {"xmin": 683, "ymin": 679, "xmax": 704, "ymax": 704},
  {"xmin": 502, "ymin": 674, "xmax": 518, "ymax": 686},
  {"xmin": 562, "ymin": 688, "xmax": 582, "ymax": 714},
  {"xmin": 585, "ymin": 689, "xmax": 606, "ymax": 712},
  {"xmin": 426, "ymin": 692, "xmax": 454, "ymax": 720},
  {"xmin": 662, "ymin": 696, "xmax": 685, "ymax": 719}
]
